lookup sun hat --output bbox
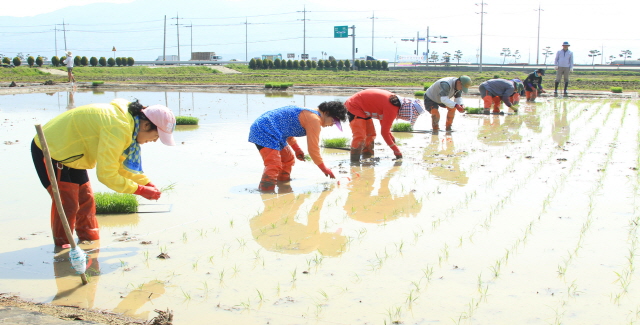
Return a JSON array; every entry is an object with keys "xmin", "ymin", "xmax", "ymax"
[
  {"xmin": 459, "ymin": 75, "xmax": 472, "ymax": 93},
  {"xmin": 66, "ymin": 51, "xmax": 72, "ymax": 56},
  {"xmin": 142, "ymin": 105, "xmax": 176, "ymax": 146},
  {"xmin": 562, "ymin": 41, "xmax": 570, "ymax": 46},
  {"xmin": 332, "ymin": 117, "xmax": 343, "ymax": 131}
]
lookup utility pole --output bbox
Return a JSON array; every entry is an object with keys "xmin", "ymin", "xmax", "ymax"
[
  {"xmin": 349, "ymin": 25, "xmax": 356, "ymax": 63},
  {"xmin": 172, "ymin": 13, "xmax": 182, "ymax": 64},
  {"xmin": 476, "ymin": 2, "xmax": 487, "ymax": 72},
  {"xmin": 163, "ymin": 15, "xmax": 166, "ymax": 61},
  {"xmin": 61, "ymin": 20, "xmax": 68, "ymax": 53},
  {"xmin": 245, "ymin": 18, "xmax": 248, "ymax": 62},
  {"xmin": 416, "ymin": 31, "xmax": 420, "ymax": 60},
  {"xmin": 535, "ymin": 4, "xmax": 543, "ymax": 64},
  {"xmin": 368, "ymin": 11, "xmax": 378, "ymax": 57},
  {"xmin": 298, "ymin": 6, "xmax": 308, "ymax": 58},
  {"xmin": 186, "ymin": 23, "xmax": 193, "ymax": 59}
]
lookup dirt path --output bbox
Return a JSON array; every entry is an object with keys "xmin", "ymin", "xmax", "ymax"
[
  {"xmin": 39, "ymin": 68, "xmax": 68, "ymax": 76},
  {"xmin": 208, "ymin": 66, "xmax": 241, "ymax": 74}
]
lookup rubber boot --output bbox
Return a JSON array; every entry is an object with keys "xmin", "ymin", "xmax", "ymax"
[
  {"xmin": 362, "ymin": 119, "xmax": 376, "ymax": 158},
  {"xmin": 47, "ymin": 182, "xmax": 79, "ymax": 246},
  {"xmin": 430, "ymin": 110, "xmax": 440, "ymax": 132},
  {"xmin": 554, "ymin": 82, "xmax": 559, "ymax": 96},
  {"xmin": 564, "ymin": 82, "xmax": 569, "ymax": 96},
  {"xmin": 277, "ymin": 146, "xmax": 295, "ymax": 181},
  {"xmin": 492, "ymin": 97, "xmax": 502, "ymax": 113},
  {"xmin": 259, "ymin": 148, "xmax": 281, "ymax": 191},
  {"xmin": 445, "ymin": 108, "xmax": 455, "ymax": 131},
  {"xmin": 75, "ymin": 182, "xmax": 99, "ymax": 242},
  {"xmin": 482, "ymin": 96, "xmax": 494, "ymax": 114}
]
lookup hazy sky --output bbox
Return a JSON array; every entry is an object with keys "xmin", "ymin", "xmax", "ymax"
[{"xmin": 2, "ymin": 0, "xmax": 637, "ymax": 64}]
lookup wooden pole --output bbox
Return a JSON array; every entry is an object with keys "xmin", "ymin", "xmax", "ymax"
[{"xmin": 35, "ymin": 124, "xmax": 88, "ymax": 285}]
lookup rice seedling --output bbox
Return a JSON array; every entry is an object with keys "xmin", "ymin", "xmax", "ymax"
[
  {"xmin": 91, "ymin": 81, "xmax": 104, "ymax": 86},
  {"xmin": 95, "ymin": 192, "xmax": 138, "ymax": 214},
  {"xmin": 175, "ymin": 115, "xmax": 199, "ymax": 125},
  {"xmin": 423, "ymin": 82, "xmax": 433, "ymax": 90},
  {"xmin": 414, "ymin": 90, "xmax": 425, "ymax": 97},
  {"xmin": 256, "ymin": 289, "xmax": 265, "ymax": 302},
  {"xmin": 391, "ymin": 122, "xmax": 412, "ymax": 132},
  {"xmin": 322, "ymin": 137, "xmax": 349, "ymax": 148},
  {"xmin": 264, "ymin": 82, "xmax": 293, "ymax": 89},
  {"xmin": 465, "ymin": 107, "xmax": 483, "ymax": 114},
  {"xmin": 611, "ymin": 86, "xmax": 623, "ymax": 93}
]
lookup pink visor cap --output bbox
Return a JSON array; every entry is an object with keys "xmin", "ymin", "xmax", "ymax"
[
  {"xmin": 143, "ymin": 105, "xmax": 176, "ymax": 146},
  {"xmin": 333, "ymin": 117, "xmax": 343, "ymax": 131}
]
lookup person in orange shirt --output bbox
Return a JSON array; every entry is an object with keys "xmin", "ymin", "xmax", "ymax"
[
  {"xmin": 248, "ymin": 101, "xmax": 347, "ymax": 192},
  {"xmin": 345, "ymin": 89, "xmax": 425, "ymax": 161}
]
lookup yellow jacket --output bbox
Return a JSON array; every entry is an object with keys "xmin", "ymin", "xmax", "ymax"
[{"xmin": 34, "ymin": 99, "xmax": 149, "ymax": 193}]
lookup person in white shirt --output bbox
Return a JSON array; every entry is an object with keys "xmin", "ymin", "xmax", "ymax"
[
  {"xmin": 62, "ymin": 51, "xmax": 76, "ymax": 83},
  {"xmin": 554, "ymin": 42, "xmax": 573, "ymax": 96}
]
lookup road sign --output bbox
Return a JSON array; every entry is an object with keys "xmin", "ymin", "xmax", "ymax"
[
  {"xmin": 301, "ymin": 54, "xmax": 309, "ymax": 60},
  {"xmin": 287, "ymin": 53, "xmax": 295, "ymax": 59},
  {"xmin": 334, "ymin": 26, "xmax": 348, "ymax": 38}
]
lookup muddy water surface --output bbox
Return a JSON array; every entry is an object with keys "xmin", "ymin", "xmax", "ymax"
[{"xmin": 1, "ymin": 91, "xmax": 639, "ymax": 324}]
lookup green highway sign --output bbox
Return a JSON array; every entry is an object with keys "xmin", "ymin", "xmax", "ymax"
[{"xmin": 334, "ymin": 26, "xmax": 348, "ymax": 38}]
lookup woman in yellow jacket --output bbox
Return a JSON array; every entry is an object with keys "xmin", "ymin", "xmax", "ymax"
[{"xmin": 31, "ymin": 98, "xmax": 176, "ymax": 246}]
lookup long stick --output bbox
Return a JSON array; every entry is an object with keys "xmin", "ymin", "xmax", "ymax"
[{"xmin": 35, "ymin": 124, "xmax": 88, "ymax": 285}]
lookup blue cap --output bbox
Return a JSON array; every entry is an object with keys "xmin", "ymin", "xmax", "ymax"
[{"xmin": 562, "ymin": 41, "xmax": 570, "ymax": 46}]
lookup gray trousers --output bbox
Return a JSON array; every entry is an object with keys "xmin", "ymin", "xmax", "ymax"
[{"xmin": 555, "ymin": 67, "xmax": 571, "ymax": 83}]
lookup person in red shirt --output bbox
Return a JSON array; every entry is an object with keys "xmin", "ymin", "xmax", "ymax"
[{"xmin": 345, "ymin": 89, "xmax": 425, "ymax": 162}]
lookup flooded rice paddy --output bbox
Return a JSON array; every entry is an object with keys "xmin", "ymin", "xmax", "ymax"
[{"xmin": 1, "ymin": 90, "xmax": 639, "ymax": 324}]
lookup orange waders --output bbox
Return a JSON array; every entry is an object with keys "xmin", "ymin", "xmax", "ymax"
[
  {"xmin": 32, "ymin": 140, "xmax": 99, "ymax": 246},
  {"xmin": 525, "ymin": 90, "xmax": 538, "ymax": 101},
  {"xmin": 482, "ymin": 95, "xmax": 502, "ymax": 113},
  {"xmin": 258, "ymin": 146, "xmax": 295, "ymax": 191},
  {"xmin": 349, "ymin": 116, "xmax": 376, "ymax": 159}
]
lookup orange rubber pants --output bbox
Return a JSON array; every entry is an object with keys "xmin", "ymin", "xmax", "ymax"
[
  {"xmin": 525, "ymin": 90, "xmax": 538, "ymax": 101},
  {"xmin": 259, "ymin": 146, "xmax": 295, "ymax": 191},
  {"xmin": 350, "ymin": 118, "xmax": 376, "ymax": 154},
  {"xmin": 483, "ymin": 96, "xmax": 502, "ymax": 113},
  {"xmin": 47, "ymin": 180, "xmax": 99, "ymax": 246}
]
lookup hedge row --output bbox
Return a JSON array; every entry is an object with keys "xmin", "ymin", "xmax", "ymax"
[
  {"xmin": 50, "ymin": 56, "xmax": 135, "ymax": 67},
  {"xmin": 249, "ymin": 58, "xmax": 388, "ymax": 71}
]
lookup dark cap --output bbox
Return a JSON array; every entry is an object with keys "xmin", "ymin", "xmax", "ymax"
[{"xmin": 536, "ymin": 68, "xmax": 545, "ymax": 76}]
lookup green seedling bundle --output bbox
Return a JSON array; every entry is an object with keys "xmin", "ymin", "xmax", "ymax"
[
  {"xmin": 175, "ymin": 116, "xmax": 199, "ymax": 125},
  {"xmin": 95, "ymin": 192, "xmax": 138, "ymax": 214},
  {"xmin": 414, "ymin": 90, "xmax": 425, "ymax": 97},
  {"xmin": 611, "ymin": 86, "xmax": 623, "ymax": 93},
  {"xmin": 391, "ymin": 122, "xmax": 413, "ymax": 132},
  {"xmin": 465, "ymin": 107, "xmax": 483, "ymax": 114},
  {"xmin": 322, "ymin": 137, "xmax": 348, "ymax": 148},
  {"xmin": 264, "ymin": 82, "xmax": 293, "ymax": 89}
]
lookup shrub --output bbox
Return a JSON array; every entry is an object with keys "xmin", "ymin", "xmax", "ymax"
[
  {"xmin": 127, "ymin": 57, "xmax": 134, "ymax": 66},
  {"xmin": 306, "ymin": 60, "xmax": 312, "ymax": 69},
  {"xmin": 375, "ymin": 60, "xmax": 382, "ymax": 70},
  {"xmin": 391, "ymin": 122, "xmax": 413, "ymax": 132},
  {"xmin": 2, "ymin": 57, "xmax": 10, "ymax": 65},
  {"xmin": 414, "ymin": 90, "xmax": 425, "ymax": 97},
  {"xmin": 423, "ymin": 82, "xmax": 433, "ymax": 90},
  {"xmin": 95, "ymin": 192, "xmax": 138, "ymax": 214},
  {"xmin": 381, "ymin": 60, "xmax": 388, "ymax": 70},
  {"xmin": 255, "ymin": 58, "xmax": 263, "ymax": 69},
  {"xmin": 317, "ymin": 60, "xmax": 324, "ymax": 69},
  {"xmin": 249, "ymin": 58, "xmax": 256, "ymax": 69},
  {"xmin": 365, "ymin": 60, "xmax": 372, "ymax": 69},
  {"xmin": 175, "ymin": 116, "xmax": 199, "ymax": 125},
  {"xmin": 89, "ymin": 57, "xmax": 98, "ymax": 66},
  {"xmin": 36, "ymin": 56, "xmax": 43, "ymax": 67},
  {"xmin": 80, "ymin": 56, "xmax": 89, "ymax": 66},
  {"xmin": 115, "ymin": 57, "xmax": 122, "ymax": 66},
  {"xmin": 322, "ymin": 137, "xmax": 349, "ymax": 148},
  {"xmin": 266, "ymin": 59, "xmax": 273, "ymax": 69},
  {"xmin": 107, "ymin": 57, "xmax": 115, "ymax": 67},
  {"xmin": 27, "ymin": 56, "xmax": 35, "ymax": 67},
  {"xmin": 51, "ymin": 56, "xmax": 60, "ymax": 66},
  {"xmin": 344, "ymin": 59, "xmax": 351, "ymax": 71},
  {"xmin": 286, "ymin": 59, "xmax": 293, "ymax": 69},
  {"xmin": 12, "ymin": 57, "xmax": 21, "ymax": 66},
  {"xmin": 337, "ymin": 60, "xmax": 344, "ymax": 70},
  {"xmin": 74, "ymin": 56, "xmax": 81, "ymax": 66},
  {"xmin": 311, "ymin": 60, "xmax": 317, "ymax": 69},
  {"xmin": 99, "ymin": 57, "xmax": 107, "ymax": 67},
  {"xmin": 299, "ymin": 59, "xmax": 306, "ymax": 70},
  {"xmin": 330, "ymin": 59, "xmax": 337, "ymax": 70},
  {"xmin": 611, "ymin": 86, "xmax": 623, "ymax": 93},
  {"xmin": 273, "ymin": 58, "xmax": 281, "ymax": 69}
]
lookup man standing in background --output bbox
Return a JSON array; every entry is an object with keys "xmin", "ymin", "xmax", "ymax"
[{"xmin": 554, "ymin": 42, "xmax": 573, "ymax": 96}]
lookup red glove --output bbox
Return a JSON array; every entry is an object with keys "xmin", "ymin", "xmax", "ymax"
[
  {"xmin": 146, "ymin": 182, "xmax": 158, "ymax": 189},
  {"xmin": 390, "ymin": 144, "xmax": 403, "ymax": 159},
  {"xmin": 454, "ymin": 104, "xmax": 465, "ymax": 113},
  {"xmin": 134, "ymin": 185, "xmax": 161, "ymax": 200},
  {"xmin": 318, "ymin": 163, "xmax": 335, "ymax": 179},
  {"xmin": 289, "ymin": 142, "xmax": 305, "ymax": 161}
]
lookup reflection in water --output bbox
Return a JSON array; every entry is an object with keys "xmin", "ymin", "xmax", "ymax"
[
  {"xmin": 250, "ymin": 184, "xmax": 346, "ymax": 256},
  {"xmin": 66, "ymin": 91, "xmax": 76, "ymax": 110},
  {"xmin": 344, "ymin": 163, "xmax": 422, "ymax": 223},
  {"xmin": 423, "ymin": 133, "xmax": 469, "ymax": 186},
  {"xmin": 521, "ymin": 105, "xmax": 542, "ymax": 133},
  {"xmin": 52, "ymin": 241, "xmax": 101, "ymax": 308},
  {"xmin": 174, "ymin": 125, "xmax": 200, "ymax": 132},
  {"xmin": 97, "ymin": 213, "xmax": 140, "ymax": 228},
  {"xmin": 113, "ymin": 281, "xmax": 165, "ymax": 319},
  {"xmin": 552, "ymin": 101, "xmax": 570, "ymax": 147},
  {"xmin": 477, "ymin": 115, "xmax": 523, "ymax": 146}
]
